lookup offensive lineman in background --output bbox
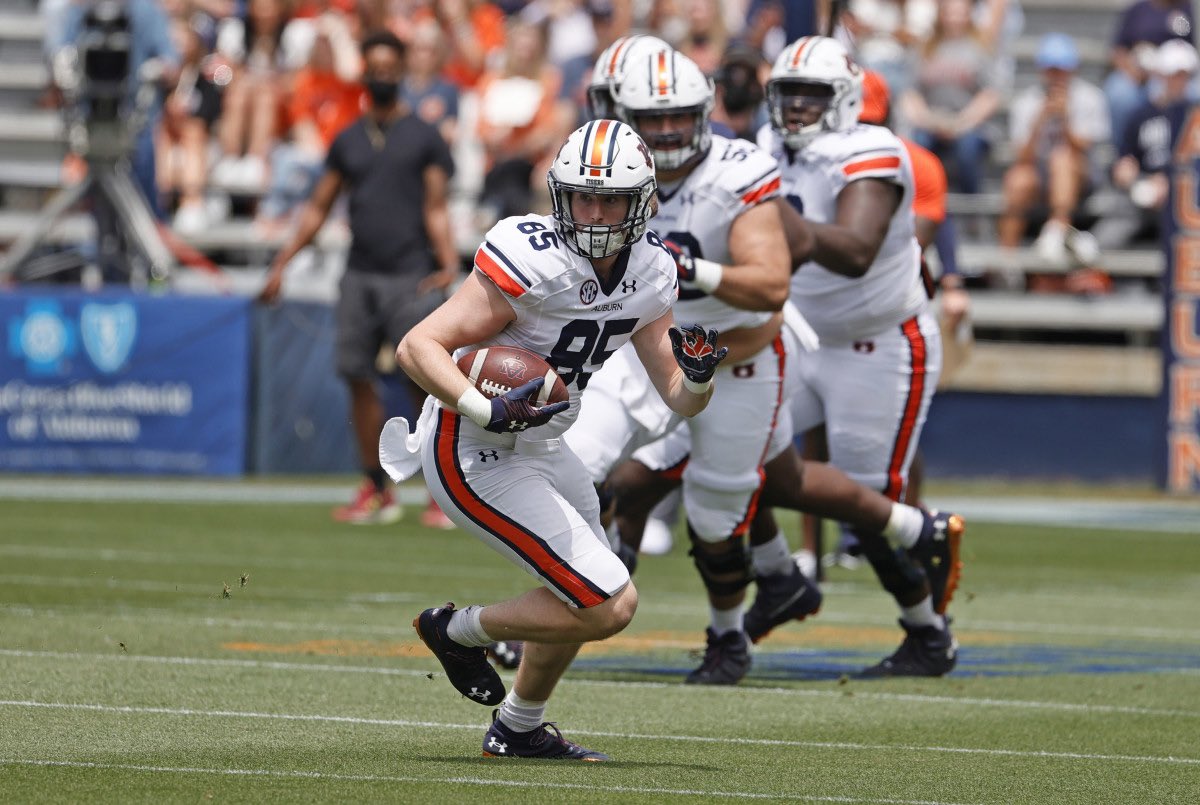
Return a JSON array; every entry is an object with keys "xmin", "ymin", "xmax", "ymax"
[
  {"xmin": 762, "ymin": 36, "xmax": 963, "ymax": 676},
  {"xmin": 612, "ymin": 49, "xmax": 802, "ymax": 684},
  {"xmin": 566, "ymin": 34, "xmax": 683, "ymax": 565}
]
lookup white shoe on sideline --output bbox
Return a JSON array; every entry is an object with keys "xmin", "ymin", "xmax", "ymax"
[
  {"xmin": 172, "ymin": 202, "xmax": 207, "ymax": 235},
  {"xmin": 1067, "ymin": 227, "xmax": 1099, "ymax": 265},
  {"xmin": 1034, "ymin": 219, "xmax": 1069, "ymax": 267}
]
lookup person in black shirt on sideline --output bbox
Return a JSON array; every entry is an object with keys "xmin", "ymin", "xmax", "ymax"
[{"xmin": 261, "ymin": 30, "xmax": 460, "ymax": 527}]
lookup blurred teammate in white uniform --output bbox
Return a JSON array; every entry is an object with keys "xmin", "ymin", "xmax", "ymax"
[
  {"xmin": 614, "ymin": 48, "xmax": 795, "ymax": 684},
  {"xmin": 566, "ymin": 34, "xmax": 683, "ymax": 505},
  {"xmin": 564, "ymin": 32, "xmax": 681, "ymax": 561},
  {"xmin": 387, "ymin": 121, "xmax": 726, "ymax": 758},
  {"xmin": 761, "ymin": 36, "xmax": 963, "ymax": 676}
]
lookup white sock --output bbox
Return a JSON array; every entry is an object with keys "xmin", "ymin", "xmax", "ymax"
[
  {"xmin": 710, "ymin": 605, "xmax": 744, "ymax": 636},
  {"xmin": 900, "ymin": 597, "xmax": 945, "ymax": 630},
  {"xmin": 498, "ymin": 690, "xmax": 547, "ymax": 734},
  {"xmin": 882, "ymin": 503, "xmax": 925, "ymax": 550},
  {"xmin": 751, "ymin": 532, "xmax": 793, "ymax": 576},
  {"xmin": 446, "ymin": 604, "xmax": 492, "ymax": 647}
]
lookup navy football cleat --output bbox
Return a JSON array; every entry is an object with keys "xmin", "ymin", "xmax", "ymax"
[
  {"xmin": 910, "ymin": 509, "xmax": 965, "ymax": 614},
  {"xmin": 859, "ymin": 619, "xmax": 958, "ymax": 678},
  {"xmin": 744, "ymin": 562, "xmax": 822, "ymax": 644},
  {"xmin": 413, "ymin": 603, "xmax": 505, "ymax": 706},
  {"xmin": 685, "ymin": 627, "xmax": 751, "ymax": 685},
  {"xmin": 482, "ymin": 711, "xmax": 609, "ymax": 761}
]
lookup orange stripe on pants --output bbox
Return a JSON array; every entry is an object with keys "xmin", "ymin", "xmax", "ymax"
[
  {"xmin": 433, "ymin": 410, "xmax": 606, "ymax": 608},
  {"xmin": 883, "ymin": 318, "xmax": 927, "ymax": 501},
  {"xmin": 730, "ymin": 333, "xmax": 788, "ymax": 538}
]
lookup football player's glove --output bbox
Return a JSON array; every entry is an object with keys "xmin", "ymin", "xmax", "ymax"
[
  {"xmin": 669, "ymin": 324, "xmax": 728, "ymax": 386},
  {"xmin": 486, "ymin": 377, "xmax": 570, "ymax": 434},
  {"xmin": 662, "ymin": 238, "xmax": 696, "ymax": 283}
]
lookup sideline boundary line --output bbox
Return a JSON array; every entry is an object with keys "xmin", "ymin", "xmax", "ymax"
[{"xmin": 2, "ymin": 479, "xmax": 1198, "ymax": 531}]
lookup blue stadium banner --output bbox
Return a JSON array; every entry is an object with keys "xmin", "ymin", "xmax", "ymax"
[
  {"xmin": 1, "ymin": 289, "xmax": 251, "ymax": 475},
  {"xmin": 1164, "ymin": 108, "xmax": 1200, "ymax": 491}
]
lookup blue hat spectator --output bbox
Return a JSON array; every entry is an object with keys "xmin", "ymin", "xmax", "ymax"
[{"xmin": 1036, "ymin": 33, "xmax": 1080, "ymax": 71}]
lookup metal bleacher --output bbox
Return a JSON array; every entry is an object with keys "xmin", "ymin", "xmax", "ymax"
[{"xmin": 0, "ymin": 0, "xmax": 1167, "ymax": 396}]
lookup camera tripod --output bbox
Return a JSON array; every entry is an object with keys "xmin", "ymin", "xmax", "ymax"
[{"xmin": 0, "ymin": 151, "xmax": 176, "ymax": 286}]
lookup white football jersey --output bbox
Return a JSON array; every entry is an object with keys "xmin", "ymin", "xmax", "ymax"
[
  {"xmin": 758, "ymin": 123, "xmax": 927, "ymax": 344},
  {"xmin": 465, "ymin": 213, "xmax": 679, "ymax": 438},
  {"xmin": 653, "ymin": 134, "xmax": 782, "ymax": 333}
]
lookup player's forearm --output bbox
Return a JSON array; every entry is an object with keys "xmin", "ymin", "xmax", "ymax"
[
  {"xmin": 709, "ymin": 262, "xmax": 789, "ymax": 311},
  {"xmin": 663, "ymin": 370, "xmax": 712, "ymax": 417},
  {"xmin": 778, "ymin": 199, "xmax": 815, "ymax": 269},
  {"xmin": 807, "ymin": 221, "xmax": 883, "ymax": 278},
  {"xmin": 396, "ymin": 332, "xmax": 473, "ymax": 411}
]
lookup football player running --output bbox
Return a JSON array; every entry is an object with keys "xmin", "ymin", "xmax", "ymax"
[
  {"xmin": 761, "ymin": 36, "xmax": 964, "ymax": 677},
  {"xmin": 382, "ymin": 121, "xmax": 726, "ymax": 760}
]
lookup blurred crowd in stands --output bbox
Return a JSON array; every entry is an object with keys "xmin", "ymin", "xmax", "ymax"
[{"xmin": 39, "ymin": 0, "xmax": 1200, "ymax": 292}]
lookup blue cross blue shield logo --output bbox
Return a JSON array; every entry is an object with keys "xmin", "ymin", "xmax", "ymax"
[
  {"xmin": 7, "ymin": 299, "xmax": 75, "ymax": 376},
  {"xmin": 80, "ymin": 302, "xmax": 137, "ymax": 374}
]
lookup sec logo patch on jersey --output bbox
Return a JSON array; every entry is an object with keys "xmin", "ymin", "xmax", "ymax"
[
  {"xmin": 580, "ymin": 280, "xmax": 599, "ymax": 305},
  {"xmin": 457, "ymin": 346, "xmax": 569, "ymax": 405}
]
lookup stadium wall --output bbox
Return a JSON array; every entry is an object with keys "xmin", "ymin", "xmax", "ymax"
[
  {"xmin": 0, "ymin": 293, "xmax": 1162, "ymax": 483},
  {"xmin": 920, "ymin": 391, "xmax": 1158, "ymax": 484}
]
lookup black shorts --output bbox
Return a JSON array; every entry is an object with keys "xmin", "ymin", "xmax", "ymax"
[{"xmin": 335, "ymin": 270, "xmax": 442, "ymax": 380}]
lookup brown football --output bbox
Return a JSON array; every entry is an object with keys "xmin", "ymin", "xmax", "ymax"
[{"xmin": 456, "ymin": 345, "xmax": 569, "ymax": 405}]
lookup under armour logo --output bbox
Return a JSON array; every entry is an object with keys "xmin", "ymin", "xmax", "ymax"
[
  {"xmin": 468, "ymin": 687, "xmax": 491, "ymax": 700},
  {"xmin": 853, "ymin": 341, "xmax": 875, "ymax": 354},
  {"xmin": 507, "ymin": 421, "xmax": 528, "ymax": 432},
  {"xmin": 479, "ymin": 450, "xmax": 499, "ymax": 462},
  {"xmin": 488, "ymin": 736, "xmax": 508, "ymax": 753},
  {"xmin": 621, "ymin": 279, "xmax": 637, "ymax": 293}
]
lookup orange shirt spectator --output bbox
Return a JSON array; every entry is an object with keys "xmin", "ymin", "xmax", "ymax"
[
  {"xmin": 289, "ymin": 66, "xmax": 366, "ymax": 148},
  {"xmin": 861, "ymin": 70, "xmax": 946, "ymax": 235},
  {"xmin": 904, "ymin": 137, "xmax": 947, "ymax": 227},
  {"xmin": 475, "ymin": 21, "xmax": 564, "ymax": 171},
  {"xmin": 414, "ymin": 0, "xmax": 507, "ymax": 90},
  {"xmin": 475, "ymin": 18, "xmax": 573, "ymax": 221}
]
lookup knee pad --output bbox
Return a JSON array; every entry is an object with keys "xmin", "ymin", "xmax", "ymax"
[
  {"xmin": 860, "ymin": 542, "xmax": 925, "ymax": 601},
  {"xmin": 688, "ymin": 529, "xmax": 752, "ymax": 597}
]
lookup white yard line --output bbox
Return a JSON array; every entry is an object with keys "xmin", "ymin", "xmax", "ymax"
[
  {"xmin": 0, "ymin": 759, "xmax": 978, "ymax": 805},
  {"xmin": 2, "ymin": 649, "xmax": 1198, "ymax": 720},
  {"xmin": 6, "ymin": 591, "xmax": 1200, "ymax": 642},
  {"xmin": 3, "ymin": 701, "xmax": 1198, "ymax": 768},
  {"xmin": 0, "ymin": 574, "xmax": 223, "ymax": 595},
  {"xmin": 2, "ymin": 479, "xmax": 1198, "ymax": 532},
  {"xmin": 0, "ymin": 604, "xmax": 415, "ymax": 636}
]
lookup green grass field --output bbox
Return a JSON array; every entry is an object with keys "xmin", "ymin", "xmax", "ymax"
[{"xmin": 2, "ymin": 480, "xmax": 1199, "ymax": 804}]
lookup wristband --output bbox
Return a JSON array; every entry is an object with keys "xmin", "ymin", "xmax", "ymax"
[
  {"xmin": 456, "ymin": 386, "xmax": 493, "ymax": 428},
  {"xmin": 691, "ymin": 258, "xmax": 723, "ymax": 294},
  {"xmin": 682, "ymin": 376, "xmax": 713, "ymax": 395}
]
